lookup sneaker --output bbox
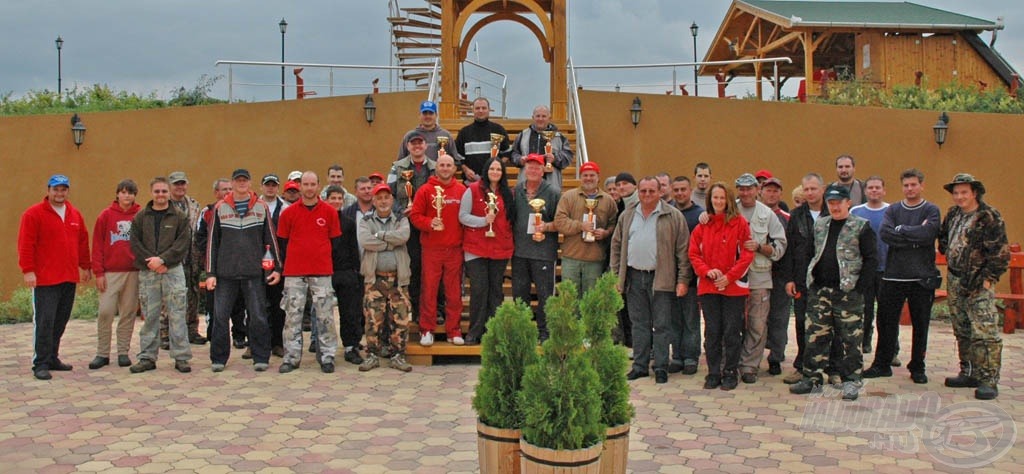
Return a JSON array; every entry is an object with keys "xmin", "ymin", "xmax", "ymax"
[
  {"xmin": 51, "ymin": 360, "xmax": 73, "ymax": 371},
  {"xmin": 211, "ymin": 363, "xmax": 225, "ymax": 373},
  {"xmin": 975, "ymin": 384, "xmax": 998, "ymax": 400},
  {"xmin": 419, "ymin": 332, "xmax": 434, "ymax": 347},
  {"xmin": 189, "ymin": 333, "xmax": 208, "ymax": 345},
  {"xmin": 829, "ymin": 374, "xmax": 842, "ymax": 387},
  {"xmin": 783, "ymin": 370, "xmax": 804, "ymax": 384},
  {"xmin": 789, "ymin": 378, "xmax": 821, "ymax": 395},
  {"xmin": 389, "ymin": 354, "xmax": 413, "ymax": 372},
  {"xmin": 241, "ymin": 347, "xmax": 253, "ymax": 360},
  {"xmin": 842, "ymin": 381, "xmax": 861, "ymax": 401},
  {"xmin": 253, "ymin": 363, "xmax": 269, "ymax": 372},
  {"xmin": 359, "ymin": 354, "xmax": 380, "ymax": 372},
  {"xmin": 174, "ymin": 360, "xmax": 191, "ymax": 373},
  {"xmin": 945, "ymin": 372, "xmax": 979, "ymax": 388},
  {"xmin": 654, "ymin": 369, "xmax": 668, "ymax": 384},
  {"xmin": 741, "ymin": 373, "xmax": 757, "ymax": 384},
  {"xmin": 117, "ymin": 355, "xmax": 132, "ymax": 367},
  {"xmin": 626, "ymin": 369, "xmax": 648, "ymax": 381},
  {"xmin": 863, "ymin": 366, "xmax": 893, "ymax": 378},
  {"xmin": 33, "ymin": 368, "xmax": 52, "ymax": 380},
  {"xmin": 451, "ymin": 336, "xmax": 465, "ymax": 346},
  {"xmin": 910, "ymin": 371, "xmax": 928, "ymax": 384},
  {"xmin": 703, "ymin": 374, "xmax": 721, "ymax": 389},
  {"xmin": 721, "ymin": 373, "xmax": 739, "ymax": 391},
  {"xmin": 308, "ymin": 341, "xmax": 317, "ymax": 353},
  {"xmin": 321, "ymin": 359, "xmax": 335, "ymax": 374},
  {"xmin": 88, "ymin": 356, "xmax": 110, "ymax": 370},
  {"xmin": 768, "ymin": 362, "xmax": 782, "ymax": 376},
  {"xmin": 890, "ymin": 356, "xmax": 902, "ymax": 367},
  {"xmin": 271, "ymin": 346, "xmax": 285, "ymax": 358},
  {"xmin": 234, "ymin": 338, "xmax": 247, "ymax": 349},
  {"xmin": 279, "ymin": 363, "xmax": 297, "ymax": 374},
  {"xmin": 130, "ymin": 359, "xmax": 156, "ymax": 374},
  {"xmin": 682, "ymin": 363, "xmax": 698, "ymax": 375},
  {"xmin": 344, "ymin": 349, "xmax": 364, "ymax": 365}
]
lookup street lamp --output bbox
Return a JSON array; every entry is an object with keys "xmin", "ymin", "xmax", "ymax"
[
  {"xmin": 55, "ymin": 36, "xmax": 63, "ymax": 99},
  {"xmin": 933, "ymin": 112, "xmax": 950, "ymax": 148},
  {"xmin": 690, "ymin": 22, "xmax": 699, "ymax": 96},
  {"xmin": 279, "ymin": 18, "xmax": 288, "ymax": 101},
  {"xmin": 70, "ymin": 113, "xmax": 86, "ymax": 149}
]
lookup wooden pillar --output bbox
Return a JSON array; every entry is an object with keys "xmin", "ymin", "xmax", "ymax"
[
  {"xmin": 754, "ymin": 61, "xmax": 763, "ymax": 100},
  {"xmin": 802, "ymin": 31, "xmax": 817, "ymax": 97},
  {"xmin": 440, "ymin": 0, "xmax": 460, "ymax": 120},
  {"xmin": 549, "ymin": 0, "xmax": 568, "ymax": 120}
]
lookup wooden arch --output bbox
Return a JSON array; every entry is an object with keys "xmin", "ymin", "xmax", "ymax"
[{"xmin": 459, "ymin": 13, "xmax": 552, "ymax": 63}]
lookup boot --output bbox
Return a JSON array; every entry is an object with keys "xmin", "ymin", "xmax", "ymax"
[
  {"xmin": 975, "ymin": 383, "xmax": 999, "ymax": 400},
  {"xmin": 944, "ymin": 361, "xmax": 979, "ymax": 388},
  {"xmin": 972, "ymin": 341, "xmax": 1002, "ymax": 395}
]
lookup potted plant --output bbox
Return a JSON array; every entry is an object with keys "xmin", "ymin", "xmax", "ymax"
[
  {"xmin": 580, "ymin": 272, "xmax": 635, "ymax": 474},
  {"xmin": 473, "ymin": 300, "xmax": 540, "ymax": 474},
  {"xmin": 518, "ymin": 280, "xmax": 605, "ymax": 473}
]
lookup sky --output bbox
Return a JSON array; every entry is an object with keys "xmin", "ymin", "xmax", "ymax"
[{"xmin": 2, "ymin": 0, "xmax": 1022, "ymax": 118}]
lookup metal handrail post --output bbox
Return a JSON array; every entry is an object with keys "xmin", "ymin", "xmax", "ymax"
[
  {"xmin": 228, "ymin": 65, "xmax": 234, "ymax": 102},
  {"xmin": 566, "ymin": 57, "xmax": 588, "ymax": 176}
]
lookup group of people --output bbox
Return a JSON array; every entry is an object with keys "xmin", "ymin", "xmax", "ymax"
[{"xmin": 18, "ymin": 99, "xmax": 1008, "ymax": 402}]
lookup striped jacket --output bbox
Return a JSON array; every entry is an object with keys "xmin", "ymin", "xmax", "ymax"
[{"xmin": 205, "ymin": 192, "xmax": 281, "ymax": 279}]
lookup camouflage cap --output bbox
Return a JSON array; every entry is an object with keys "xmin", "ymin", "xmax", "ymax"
[
  {"xmin": 734, "ymin": 173, "xmax": 758, "ymax": 187},
  {"xmin": 168, "ymin": 171, "xmax": 188, "ymax": 184},
  {"xmin": 942, "ymin": 173, "xmax": 986, "ymax": 195}
]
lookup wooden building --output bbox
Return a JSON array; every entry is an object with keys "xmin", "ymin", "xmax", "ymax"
[{"xmin": 701, "ymin": 0, "xmax": 1020, "ymax": 99}]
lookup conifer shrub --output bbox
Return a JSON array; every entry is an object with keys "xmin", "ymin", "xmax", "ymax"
[
  {"xmin": 472, "ymin": 300, "xmax": 540, "ymax": 429},
  {"xmin": 580, "ymin": 272, "xmax": 634, "ymax": 427}
]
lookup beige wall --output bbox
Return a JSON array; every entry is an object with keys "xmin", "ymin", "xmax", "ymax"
[{"xmin": 2, "ymin": 89, "xmax": 1021, "ymax": 296}]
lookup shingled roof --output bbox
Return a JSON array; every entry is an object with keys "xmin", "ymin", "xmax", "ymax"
[{"xmin": 740, "ymin": 0, "xmax": 998, "ymax": 31}]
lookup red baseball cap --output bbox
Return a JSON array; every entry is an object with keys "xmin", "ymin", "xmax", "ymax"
[
  {"xmin": 369, "ymin": 172, "xmax": 385, "ymax": 181},
  {"xmin": 755, "ymin": 169, "xmax": 773, "ymax": 180},
  {"xmin": 579, "ymin": 162, "xmax": 600, "ymax": 174},
  {"xmin": 372, "ymin": 183, "xmax": 393, "ymax": 195},
  {"xmin": 523, "ymin": 153, "xmax": 545, "ymax": 166},
  {"xmin": 284, "ymin": 181, "xmax": 300, "ymax": 192}
]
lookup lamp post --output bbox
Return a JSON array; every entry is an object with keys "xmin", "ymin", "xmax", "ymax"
[
  {"xmin": 279, "ymin": 18, "xmax": 287, "ymax": 101},
  {"xmin": 690, "ymin": 22, "xmax": 699, "ymax": 96},
  {"xmin": 56, "ymin": 36, "xmax": 63, "ymax": 99}
]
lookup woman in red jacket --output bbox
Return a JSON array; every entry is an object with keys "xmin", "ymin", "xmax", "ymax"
[
  {"xmin": 689, "ymin": 182, "xmax": 754, "ymax": 391},
  {"xmin": 458, "ymin": 157, "xmax": 514, "ymax": 344}
]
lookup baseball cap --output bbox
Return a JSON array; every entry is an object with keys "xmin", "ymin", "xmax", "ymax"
[
  {"xmin": 755, "ymin": 169, "xmax": 773, "ymax": 180},
  {"xmin": 287, "ymin": 171, "xmax": 302, "ymax": 181},
  {"xmin": 407, "ymin": 131, "xmax": 426, "ymax": 143},
  {"xmin": 284, "ymin": 181, "xmax": 300, "ymax": 192},
  {"xmin": 762, "ymin": 177, "xmax": 783, "ymax": 188},
  {"xmin": 168, "ymin": 171, "xmax": 188, "ymax": 184},
  {"xmin": 232, "ymin": 169, "xmax": 251, "ymax": 180},
  {"xmin": 523, "ymin": 153, "xmax": 545, "ymax": 166},
  {"xmin": 420, "ymin": 101, "xmax": 438, "ymax": 114},
  {"xmin": 372, "ymin": 183, "xmax": 393, "ymax": 195},
  {"xmin": 48, "ymin": 174, "xmax": 70, "ymax": 188},
  {"xmin": 824, "ymin": 184, "xmax": 850, "ymax": 201},
  {"xmin": 262, "ymin": 173, "xmax": 280, "ymax": 185},
  {"xmin": 735, "ymin": 173, "xmax": 758, "ymax": 187},
  {"xmin": 368, "ymin": 172, "xmax": 385, "ymax": 181},
  {"xmin": 615, "ymin": 172, "xmax": 636, "ymax": 185},
  {"xmin": 579, "ymin": 162, "xmax": 600, "ymax": 174}
]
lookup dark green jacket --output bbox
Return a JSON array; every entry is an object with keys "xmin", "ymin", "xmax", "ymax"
[
  {"xmin": 939, "ymin": 202, "xmax": 1009, "ymax": 294},
  {"xmin": 130, "ymin": 201, "xmax": 192, "ymax": 270}
]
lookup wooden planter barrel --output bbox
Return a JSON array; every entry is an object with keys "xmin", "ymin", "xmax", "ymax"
[
  {"xmin": 599, "ymin": 423, "xmax": 630, "ymax": 474},
  {"xmin": 520, "ymin": 438, "xmax": 602, "ymax": 473},
  {"xmin": 477, "ymin": 421, "xmax": 522, "ymax": 474}
]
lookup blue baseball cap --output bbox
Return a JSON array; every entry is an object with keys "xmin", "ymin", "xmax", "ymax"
[
  {"xmin": 48, "ymin": 174, "xmax": 70, "ymax": 188},
  {"xmin": 420, "ymin": 101, "xmax": 438, "ymax": 114}
]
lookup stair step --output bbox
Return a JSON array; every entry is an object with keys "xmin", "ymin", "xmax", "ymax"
[
  {"xmin": 406, "ymin": 342, "xmax": 482, "ymax": 366},
  {"xmin": 401, "ymin": 7, "xmax": 442, "ymax": 19},
  {"xmin": 389, "ymin": 17, "xmax": 440, "ymax": 30},
  {"xmin": 393, "ymin": 30, "xmax": 442, "ymax": 40},
  {"xmin": 398, "ymin": 52, "xmax": 443, "ymax": 60},
  {"xmin": 402, "ymin": 72, "xmax": 432, "ymax": 82},
  {"xmin": 393, "ymin": 41, "xmax": 442, "ymax": 50}
]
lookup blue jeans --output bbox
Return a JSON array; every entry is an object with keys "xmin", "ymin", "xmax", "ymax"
[
  {"xmin": 211, "ymin": 278, "xmax": 271, "ymax": 365},
  {"xmin": 627, "ymin": 268, "xmax": 675, "ymax": 373}
]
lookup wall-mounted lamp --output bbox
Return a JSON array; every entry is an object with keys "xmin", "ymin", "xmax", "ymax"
[
  {"xmin": 363, "ymin": 95, "xmax": 377, "ymax": 125},
  {"xmin": 933, "ymin": 111, "xmax": 949, "ymax": 148},
  {"xmin": 70, "ymin": 113, "xmax": 86, "ymax": 149},
  {"xmin": 630, "ymin": 97, "xmax": 642, "ymax": 128}
]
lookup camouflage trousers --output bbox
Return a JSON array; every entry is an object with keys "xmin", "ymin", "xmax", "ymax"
[
  {"xmin": 363, "ymin": 275, "xmax": 411, "ymax": 356},
  {"xmin": 137, "ymin": 266, "xmax": 192, "ymax": 362},
  {"xmin": 160, "ymin": 247, "xmax": 202, "ymax": 341},
  {"xmin": 281, "ymin": 276, "xmax": 337, "ymax": 366},
  {"xmin": 947, "ymin": 274, "xmax": 1002, "ymax": 385},
  {"xmin": 803, "ymin": 286, "xmax": 864, "ymax": 382}
]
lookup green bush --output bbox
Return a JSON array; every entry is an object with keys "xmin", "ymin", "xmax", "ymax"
[
  {"xmin": 472, "ymin": 300, "xmax": 540, "ymax": 429},
  {"xmin": 0, "ymin": 285, "xmax": 100, "ymax": 324},
  {"xmin": 580, "ymin": 273, "xmax": 634, "ymax": 428},
  {"xmin": 0, "ymin": 75, "xmax": 227, "ymax": 116},
  {"xmin": 814, "ymin": 79, "xmax": 1024, "ymax": 114}
]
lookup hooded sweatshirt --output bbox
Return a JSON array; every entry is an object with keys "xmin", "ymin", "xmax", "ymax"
[
  {"xmin": 409, "ymin": 175, "xmax": 466, "ymax": 248},
  {"xmin": 92, "ymin": 200, "xmax": 141, "ymax": 276}
]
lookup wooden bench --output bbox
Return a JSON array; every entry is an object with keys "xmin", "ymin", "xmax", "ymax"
[{"xmin": 917, "ymin": 243, "xmax": 1024, "ymax": 334}]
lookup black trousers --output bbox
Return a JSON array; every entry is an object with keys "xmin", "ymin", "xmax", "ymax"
[
  {"xmin": 793, "ymin": 284, "xmax": 808, "ymax": 370},
  {"xmin": 511, "ymin": 256, "xmax": 554, "ymax": 338},
  {"xmin": 861, "ymin": 270, "xmax": 884, "ymax": 349},
  {"xmin": 873, "ymin": 279, "xmax": 934, "ymax": 373},
  {"xmin": 211, "ymin": 278, "xmax": 270, "ymax": 364},
  {"xmin": 333, "ymin": 270, "xmax": 365, "ymax": 349},
  {"xmin": 266, "ymin": 281, "xmax": 285, "ymax": 348},
  {"xmin": 206, "ymin": 289, "xmax": 246, "ymax": 341},
  {"xmin": 701, "ymin": 293, "xmax": 745, "ymax": 376},
  {"xmin": 32, "ymin": 282, "xmax": 76, "ymax": 371},
  {"xmin": 465, "ymin": 257, "xmax": 508, "ymax": 341}
]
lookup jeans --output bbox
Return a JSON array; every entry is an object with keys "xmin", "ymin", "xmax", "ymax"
[
  {"xmin": 873, "ymin": 279, "xmax": 934, "ymax": 373},
  {"xmin": 211, "ymin": 278, "xmax": 271, "ymax": 365},
  {"xmin": 32, "ymin": 282, "xmax": 76, "ymax": 371},
  {"xmin": 626, "ymin": 269, "xmax": 675, "ymax": 373},
  {"xmin": 465, "ymin": 257, "xmax": 508, "ymax": 341},
  {"xmin": 512, "ymin": 256, "xmax": 555, "ymax": 338},
  {"xmin": 560, "ymin": 257, "xmax": 605, "ymax": 298},
  {"xmin": 701, "ymin": 293, "xmax": 745, "ymax": 376},
  {"xmin": 670, "ymin": 285, "xmax": 701, "ymax": 366}
]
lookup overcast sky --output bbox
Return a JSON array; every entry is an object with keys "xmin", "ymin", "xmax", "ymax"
[{"xmin": 2, "ymin": 0, "xmax": 1021, "ymax": 117}]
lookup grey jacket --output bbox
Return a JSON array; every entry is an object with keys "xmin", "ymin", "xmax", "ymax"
[
  {"xmin": 357, "ymin": 210, "xmax": 412, "ymax": 286},
  {"xmin": 610, "ymin": 201, "xmax": 692, "ymax": 293}
]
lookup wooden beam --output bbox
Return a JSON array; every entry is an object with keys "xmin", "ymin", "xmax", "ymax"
[
  {"xmin": 742, "ymin": 17, "xmax": 759, "ymax": 53},
  {"xmin": 758, "ymin": 31, "xmax": 802, "ymax": 56},
  {"xmin": 550, "ymin": 0, "xmax": 567, "ymax": 120},
  {"xmin": 802, "ymin": 31, "xmax": 817, "ymax": 96},
  {"xmin": 440, "ymin": 0, "xmax": 459, "ymax": 119}
]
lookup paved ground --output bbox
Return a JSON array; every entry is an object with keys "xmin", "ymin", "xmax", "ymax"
[{"xmin": 0, "ymin": 319, "xmax": 1021, "ymax": 473}]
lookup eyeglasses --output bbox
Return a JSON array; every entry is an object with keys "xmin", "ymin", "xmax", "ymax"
[
  {"xmin": 638, "ymin": 189, "xmax": 659, "ymax": 194},
  {"xmin": 153, "ymin": 190, "xmax": 169, "ymax": 194}
]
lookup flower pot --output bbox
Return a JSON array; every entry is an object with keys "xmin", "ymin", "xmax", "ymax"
[
  {"xmin": 520, "ymin": 438, "xmax": 602, "ymax": 473},
  {"xmin": 600, "ymin": 423, "xmax": 630, "ymax": 474},
  {"xmin": 478, "ymin": 420, "xmax": 522, "ymax": 474}
]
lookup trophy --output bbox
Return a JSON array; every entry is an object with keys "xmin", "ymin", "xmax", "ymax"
[
  {"xmin": 583, "ymin": 198, "xmax": 598, "ymax": 242},
  {"xmin": 489, "ymin": 133, "xmax": 503, "ymax": 158},
  {"xmin": 529, "ymin": 198, "xmax": 546, "ymax": 242},
  {"xmin": 400, "ymin": 170, "xmax": 415, "ymax": 209},
  {"xmin": 540, "ymin": 131, "xmax": 556, "ymax": 173},
  {"xmin": 436, "ymin": 136, "xmax": 449, "ymax": 157},
  {"xmin": 485, "ymin": 192, "xmax": 498, "ymax": 238},
  {"xmin": 432, "ymin": 185, "xmax": 446, "ymax": 231}
]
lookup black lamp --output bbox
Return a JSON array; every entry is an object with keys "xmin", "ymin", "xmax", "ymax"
[
  {"xmin": 364, "ymin": 95, "xmax": 377, "ymax": 125},
  {"xmin": 630, "ymin": 97, "xmax": 642, "ymax": 128},
  {"xmin": 933, "ymin": 112, "xmax": 949, "ymax": 148},
  {"xmin": 70, "ymin": 113, "xmax": 86, "ymax": 149},
  {"xmin": 690, "ymin": 22, "xmax": 699, "ymax": 96}
]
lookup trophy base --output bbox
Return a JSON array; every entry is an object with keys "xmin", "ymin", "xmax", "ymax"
[
  {"xmin": 583, "ymin": 235, "xmax": 596, "ymax": 243},
  {"xmin": 532, "ymin": 233, "xmax": 544, "ymax": 242},
  {"xmin": 485, "ymin": 231, "xmax": 496, "ymax": 238}
]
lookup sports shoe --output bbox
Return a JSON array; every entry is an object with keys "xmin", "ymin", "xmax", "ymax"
[
  {"xmin": 703, "ymin": 374, "xmax": 721, "ymax": 389},
  {"xmin": 682, "ymin": 363, "xmax": 698, "ymax": 375},
  {"xmin": 783, "ymin": 370, "xmax": 804, "ymax": 384},
  {"xmin": 654, "ymin": 369, "xmax": 668, "ymax": 384},
  {"xmin": 234, "ymin": 337, "xmax": 247, "ymax": 349},
  {"xmin": 321, "ymin": 359, "xmax": 335, "ymax": 374},
  {"xmin": 975, "ymin": 384, "xmax": 998, "ymax": 400},
  {"xmin": 279, "ymin": 363, "xmax": 297, "ymax": 374},
  {"xmin": 118, "ymin": 355, "xmax": 132, "ymax": 367},
  {"xmin": 741, "ymin": 372, "xmax": 757, "ymax": 384},
  {"xmin": 789, "ymin": 378, "xmax": 821, "ymax": 395},
  {"xmin": 308, "ymin": 341, "xmax": 317, "ymax": 353},
  {"xmin": 829, "ymin": 374, "xmax": 842, "ymax": 388},
  {"xmin": 389, "ymin": 354, "xmax": 413, "ymax": 372},
  {"xmin": 89, "ymin": 356, "xmax": 110, "ymax": 370},
  {"xmin": 130, "ymin": 359, "xmax": 156, "ymax": 374},
  {"xmin": 862, "ymin": 366, "xmax": 892, "ymax": 378},
  {"xmin": 910, "ymin": 371, "xmax": 928, "ymax": 384},
  {"xmin": 33, "ymin": 368, "xmax": 52, "ymax": 380},
  {"xmin": 842, "ymin": 381, "xmax": 861, "ymax": 401},
  {"xmin": 768, "ymin": 361, "xmax": 782, "ymax": 376},
  {"xmin": 721, "ymin": 373, "xmax": 738, "ymax": 391},
  {"xmin": 344, "ymin": 349, "xmax": 364, "ymax": 365},
  {"xmin": 211, "ymin": 363, "xmax": 225, "ymax": 373},
  {"xmin": 359, "ymin": 354, "xmax": 380, "ymax": 372},
  {"xmin": 51, "ymin": 360, "xmax": 73, "ymax": 371},
  {"xmin": 451, "ymin": 336, "xmax": 465, "ymax": 346},
  {"xmin": 419, "ymin": 332, "xmax": 434, "ymax": 347},
  {"xmin": 241, "ymin": 347, "xmax": 253, "ymax": 360},
  {"xmin": 667, "ymin": 360, "xmax": 684, "ymax": 374},
  {"xmin": 253, "ymin": 363, "xmax": 269, "ymax": 372},
  {"xmin": 174, "ymin": 360, "xmax": 191, "ymax": 373},
  {"xmin": 626, "ymin": 369, "xmax": 648, "ymax": 381},
  {"xmin": 890, "ymin": 356, "xmax": 902, "ymax": 367}
]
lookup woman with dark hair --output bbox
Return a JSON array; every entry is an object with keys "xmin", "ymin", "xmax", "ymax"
[
  {"xmin": 689, "ymin": 182, "xmax": 754, "ymax": 391},
  {"xmin": 459, "ymin": 157, "xmax": 514, "ymax": 344}
]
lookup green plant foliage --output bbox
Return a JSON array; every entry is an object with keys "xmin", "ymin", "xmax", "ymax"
[
  {"xmin": 0, "ymin": 75, "xmax": 226, "ymax": 116},
  {"xmin": 71, "ymin": 286, "xmax": 99, "ymax": 320},
  {"xmin": 472, "ymin": 300, "xmax": 540, "ymax": 429},
  {"xmin": 0, "ymin": 285, "xmax": 99, "ymax": 324},
  {"xmin": 519, "ymin": 280, "xmax": 605, "ymax": 450},
  {"xmin": 814, "ymin": 79, "xmax": 1024, "ymax": 114},
  {"xmin": 580, "ymin": 273, "xmax": 634, "ymax": 428}
]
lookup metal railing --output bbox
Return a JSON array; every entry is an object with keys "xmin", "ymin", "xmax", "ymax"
[
  {"xmin": 572, "ymin": 57, "xmax": 794, "ymax": 101},
  {"xmin": 462, "ymin": 59, "xmax": 509, "ymax": 117},
  {"xmin": 566, "ymin": 57, "xmax": 588, "ymax": 174},
  {"xmin": 426, "ymin": 58, "xmax": 441, "ymax": 104},
  {"xmin": 214, "ymin": 60, "xmax": 437, "ymax": 102}
]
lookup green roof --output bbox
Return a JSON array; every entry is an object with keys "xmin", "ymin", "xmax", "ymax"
[{"xmin": 740, "ymin": 1, "xmax": 997, "ymax": 30}]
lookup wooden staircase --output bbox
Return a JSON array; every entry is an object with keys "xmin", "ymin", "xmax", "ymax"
[{"xmin": 389, "ymin": 1, "xmax": 443, "ymax": 88}]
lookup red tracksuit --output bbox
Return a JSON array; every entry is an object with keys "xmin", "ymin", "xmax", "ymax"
[{"xmin": 409, "ymin": 176, "xmax": 467, "ymax": 336}]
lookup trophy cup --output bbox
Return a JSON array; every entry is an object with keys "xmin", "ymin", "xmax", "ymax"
[
  {"xmin": 529, "ymin": 198, "xmax": 546, "ymax": 242},
  {"xmin": 400, "ymin": 170, "xmax": 415, "ymax": 209},
  {"xmin": 436, "ymin": 136, "xmax": 449, "ymax": 157},
  {"xmin": 489, "ymin": 133, "xmax": 503, "ymax": 158},
  {"xmin": 583, "ymin": 198, "xmax": 597, "ymax": 242},
  {"xmin": 432, "ymin": 185, "xmax": 446, "ymax": 231},
  {"xmin": 485, "ymin": 192, "xmax": 498, "ymax": 238},
  {"xmin": 540, "ymin": 131, "xmax": 556, "ymax": 173}
]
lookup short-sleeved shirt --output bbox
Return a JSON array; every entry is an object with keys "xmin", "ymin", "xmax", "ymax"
[{"xmin": 277, "ymin": 200, "xmax": 341, "ymax": 276}]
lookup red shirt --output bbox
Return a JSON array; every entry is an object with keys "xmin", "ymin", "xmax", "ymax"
[
  {"xmin": 92, "ymin": 200, "xmax": 141, "ymax": 275},
  {"xmin": 277, "ymin": 199, "xmax": 340, "ymax": 276},
  {"xmin": 409, "ymin": 175, "xmax": 466, "ymax": 248},
  {"xmin": 19, "ymin": 197, "xmax": 91, "ymax": 286}
]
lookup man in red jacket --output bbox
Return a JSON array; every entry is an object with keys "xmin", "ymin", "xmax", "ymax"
[
  {"xmin": 409, "ymin": 154, "xmax": 466, "ymax": 346},
  {"xmin": 89, "ymin": 179, "xmax": 141, "ymax": 370},
  {"xmin": 18, "ymin": 174, "xmax": 92, "ymax": 380}
]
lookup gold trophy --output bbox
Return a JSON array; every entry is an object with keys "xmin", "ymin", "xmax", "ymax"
[
  {"xmin": 541, "ymin": 131, "xmax": 556, "ymax": 173},
  {"xmin": 583, "ymin": 198, "xmax": 598, "ymax": 242},
  {"xmin": 489, "ymin": 133, "xmax": 503, "ymax": 158},
  {"xmin": 436, "ymin": 136, "xmax": 449, "ymax": 156},
  {"xmin": 432, "ymin": 185, "xmax": 446, "ymax": 231},
  {"xmin": 529, "ymin": 198, "xmax": 546, "ymax": 242},
  {"xmin": 485, "ymin": 192, "xmax": 498, "ymax": 238},
  {"xmin": 400, "ymin": 170, "xmax": 415, "ymax": 209}
]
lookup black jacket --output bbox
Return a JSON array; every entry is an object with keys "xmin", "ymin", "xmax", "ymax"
[{"xmin": 783, "ymin": 203, "xmax": 817, "ymax": 288}]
